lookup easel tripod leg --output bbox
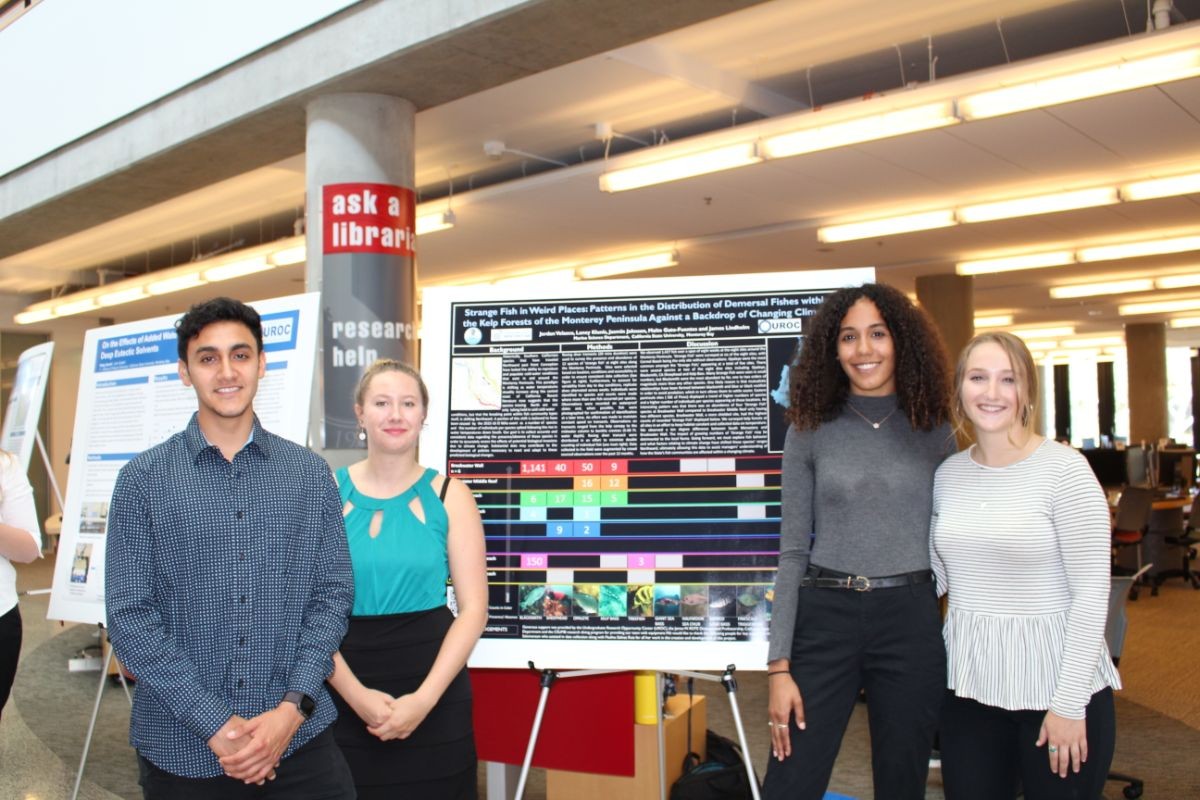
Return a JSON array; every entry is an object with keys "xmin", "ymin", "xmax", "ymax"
[{"xmin": 70, "ymin": 643, "xmax": 115, "ymax": 800}]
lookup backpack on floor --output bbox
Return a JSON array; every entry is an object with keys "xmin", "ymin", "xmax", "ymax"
[{"xmin": 669, "ymin": 680, "xmax": 759, "ymax": 800}]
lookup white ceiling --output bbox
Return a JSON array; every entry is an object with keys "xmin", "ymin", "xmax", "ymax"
[{"xmin": 7, "ymin": 0, "xmax": 1200, "ymax": 347}]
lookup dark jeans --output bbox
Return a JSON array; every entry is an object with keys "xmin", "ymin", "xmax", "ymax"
[
  {"xmin": 940, "ymin": 688, "xmax": 1115, "ymax": 800},
  {"xmin": 0, "ymin": 605, "xmax": 21, "ymax": 719},
  {"xmin": 762, "ymin": 581, "xmax": 946, "ymax": 800},
  {"xmin": 137, "ymin": 727, "xmax": 356, "ymax": 799}
]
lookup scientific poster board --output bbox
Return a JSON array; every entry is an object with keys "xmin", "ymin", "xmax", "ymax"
[
  {"xmin": 48, "ymin": 293, "xmax": 321, "ymax": 625},
  {"xmin": 422, "ymin": 268, "xmax": 873, "ymax": 670},
  {"xmin": 0, "ymin": 341, "xmax": 54, "ymax": 470}
]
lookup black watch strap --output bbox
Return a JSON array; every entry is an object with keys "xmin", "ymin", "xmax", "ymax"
[{"xmin": 282, "ymin": 690, "xmax": 314, "ymax": 719}]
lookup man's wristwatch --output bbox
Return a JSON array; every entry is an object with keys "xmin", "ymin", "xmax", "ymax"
[{"xmin": 282, "ymin": 691, "xmax": 315, "ymax": 719}]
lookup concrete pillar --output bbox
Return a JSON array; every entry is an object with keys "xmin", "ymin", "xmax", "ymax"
[
  {"xmin": 1125, "ymin": 322, "xmax": 1168, "ymax": 443},
  {"xmin": 915, "ymin": 274, "xmax": 974, "ymax": 366},
  {"xmin": 306, "ymin": 94, "xmax": 417, "ymax": 464}
]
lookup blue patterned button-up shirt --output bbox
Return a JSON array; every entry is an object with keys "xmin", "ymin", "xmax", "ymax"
[{"xmin": 105, "ymin": 414, "xmax": 353, "ymax": 778}]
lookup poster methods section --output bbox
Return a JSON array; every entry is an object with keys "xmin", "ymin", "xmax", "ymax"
[
  {"xmin": 422, "ymin": 269, "xmax": 873, "ymax": 670},
  {"xmin": 48, "ymin": 293, "xmax": 321, "ymax": 625},
  {"xmin": 0, "ymin": 341, "xmax": 54, "ymax": 470}
]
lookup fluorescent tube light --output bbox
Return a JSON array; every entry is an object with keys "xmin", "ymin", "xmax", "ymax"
[
  {"xmin": 416, "ymin": 210, "xmax": 456, "ymax": 235},
  {"xmin": 14, "ymin": 308, "xmax": 55, "ymax": 325},
  {"xmin": 204, "ymin": 256, "xmax": 272, "ymax": 282},
  {"xmin": 147, "ymin": 273, "xmax": 207, "ymax": 296},
  {"xmin": 270, "ymin": 245, "xmax": 307, "ymax": 266},
  {"xmin": 599, "ymin": 142, "xmax": 761, "ymax": 193},
  {"xmin": 577, "ymin": 251, "xmax": 678, "ymax": 279},
  {"xmin": 1155, "ymin": 272, "xmax": 1200, "ymax": 290},
  {"xmin": 1169, "ymin": 316, "xmax": 1200, "ymax": 328},
  {"xmin": 1122, "ymin": 171, "xmax": 1200, "ymax": 201},
  {"xmin": 957, "ymin": 187, "xmax": 1119, "ymax": 223},
  {"xmin": 96, "ymin": 286, "xmax": 149, "ymax": 307},
  {"xmin": 1078, "ymin": 234, "xmax": 1200, "ymax": 263},
  {"xmin": 1119, "ymin": 297, "xmax": 1200, "ymax": 315},
  {"xmin": 958, "ymin": 48, "xmax": 1200, "ymax": 119},
  {"xmin": 1048, "ymin": 278, "xmax": 1155, "ymax": 299},
  {"xmin": 761, "ymin": 102, "xmax": 959, "ymax": 159},
  {"xmin": 54, "ymin": 297, "xmax": 99, "ymax": 317},
  {"xmin": 974, "ymin": 314, "xmax": 1014, "ymax": 328},
  {"xmin": 1023, "ymin": 340, "xmax": 1060, "ymax": 350},
  {"xmin": 1011, "ymin": 326, "xmax": 1076, "ymax": 340},
  {"xmin": 956, "ymin": 251, "xmax": 1075, "ymax": 275},
  {"xmin": 817, "ymin": 210, "xmax": 956, "ymax": 243},
  {"xmin": 1062, "ymin": 335, "xmax": 1124, "ymax": 349},
  {"xmin": 492, "ymin": 268, "xmax": 579, "ymax": 288}
]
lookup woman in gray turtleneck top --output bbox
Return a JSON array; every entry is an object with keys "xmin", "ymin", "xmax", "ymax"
[{"xmin": 762, "ymin": 283, "xmax": 955, "ymax": 800}]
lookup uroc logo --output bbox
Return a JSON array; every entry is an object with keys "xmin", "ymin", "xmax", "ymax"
[{"xmin": 757, "ymin": 318, "xmax": 804, "ymax": 334}]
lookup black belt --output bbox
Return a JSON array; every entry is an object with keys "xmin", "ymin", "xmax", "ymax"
[{"xmin": 800, "ymin": 565, "xmax": 933, "ymax": 592}]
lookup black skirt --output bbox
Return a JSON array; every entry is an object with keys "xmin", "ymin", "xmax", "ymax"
[{"xmin": 330, "ymin": 606, "xmax": 476, "ymax": 790}]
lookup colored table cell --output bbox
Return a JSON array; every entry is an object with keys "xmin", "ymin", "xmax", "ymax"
[
  {"xmin": 520, "ymin": 507, "xmax": 548, "ymax": 522},
  {"xmin": 573, "ymin": 460, "xmax": 602, "ymax": 475},
  {"xmin": 626, "ymin": 553, "xmax": 656, "ymax": 569},
  {"xmin": 546, "ymin": 522, "xmax": 572, "ymax": 537},
  {"xmin": 573, "ymin": 522, "xmax": 601, "ymax": 537},
  {"xmin": 547, "ymin": 490, "xmax": 574, "ymax": 507},
  {"xmin": 602, "ymin": 459, "xmax": 629, "ymax": 474},
  {"xmin": 521, "ymin": 553, "xmax": 549, "ymax": 569},
  {"xmin": 520, "ymin": 492, "xmax": 547, "ymax": 507},
  {"xmin": 600, "ymin": 490, "xmax": 628, "ymax": 506},
  {"xmin": 573, "ymin": 491, "xmax": 600, "ymax": 506},
  {"xmin": 601, "ymin": 475, "xmax": 628, "ymax": 491},
  {"xmin": 519, "ymin": 461, "xmax": 550, "ymax": 475},
  {"xmin": 574, "ymin": 506, "xmax": 601, "ymax": 521},
  {"xmin": 574, "ymin": 475, "xmax": 600, "ymax": 491}
]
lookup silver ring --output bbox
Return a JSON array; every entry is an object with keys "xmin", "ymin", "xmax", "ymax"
[{"xmin": 1048, "ymin": 745, "xmax": 1058, "ymax": 753}]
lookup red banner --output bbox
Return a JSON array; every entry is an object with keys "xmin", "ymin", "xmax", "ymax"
[{"xmin": 322, "ymin": 182, "xmax": 415, "ymax": 255}]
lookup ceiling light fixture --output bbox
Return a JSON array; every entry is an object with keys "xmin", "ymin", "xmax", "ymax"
[
  {"xmin": 270, "ymin": 245, "xmax": 307, "ymax": 266},
  {"xmin": 492, "ymin": 268, "xmax": 579, "ymax": 288},
  {"xmin": 577, "ymin": 250, "xmax": 678, "ymax": 279},
  {"xmin": 1169, "ymin": 316, "xmax": 1200, "ymax": 328},
  {"xmin": 1155, "ymin": 272, "xmax": 1200, "ymax": 290},
  {"xmin": 13, "ymin": 308, "xmax": 55, "ymax": 325},
  {"xmin": 957, "ymin": 48, "xmax": 1200, "ymax": 119},
  {"xmin": 52, "ymin": 296, "xmax": 100, "ymax": 316},
  {"xmin": 203, "ymin": 256, "xmax": 272, "ymax": 282},
  {"xmin": 957, "ymin": 187, "xmax": 1119, "ymax": 223},
  {"xmin": 1119, "ymin": 297, "xmax": 1200, "ymax": 315},
  {"xmin": 1048, "ymin": 278, "xmax": 1155, "ymax": 299},
  {"xmin": 1011, "ymin": 326, "xmax": 1076, "ymax": 340},
  {"xmin": 956, "ymin": 251, "xmax": 1075, "ymax": 275},
  {"xmin": 817, "ymin": 210, "xmax": 956, "ymax": 243},
  {"xmin": 1122, "ymin": 171, "xmax": 1200, "ymax": 201},
  {"xmin": 1062, "ymin": 335, "xmax": 1125, "ymax": 349},
  {"xmin": 974, "ymin": 314, "xmax": 1014, "ymax": 328},
  {"xmin": 416, "ymin": 209, "xmax": 457, "ymax": 235},
  {"xmin": 1077, "ymin": 234, "xmax": 1200, "ymax": 263},
  {"xmin": 760, "ymin": 101, "xmax": 959, "ymax": 159},
  {"xmin": 147, "ymin": 273, "xmax": 208, "ymax": 296},
  {"xmin": 96, "ymin": 286, "xmax": 150, "ymax": 308},
  {"xmin": 599, "ymin": 142, "xmax": 761, "ymax": 193}
]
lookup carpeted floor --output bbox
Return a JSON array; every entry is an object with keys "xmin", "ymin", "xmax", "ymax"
[{"xmin": 5, "ymin": 557, "xmax": 1200, "ymax": 798}]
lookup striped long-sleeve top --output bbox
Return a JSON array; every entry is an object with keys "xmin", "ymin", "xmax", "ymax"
[{"xmin": 930, "ymin": 439, "xmax": 1121, "ymax": 720}]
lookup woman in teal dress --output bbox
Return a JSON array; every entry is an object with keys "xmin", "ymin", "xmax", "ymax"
[{"xmin": 327, "ymin": 359, "xmax": 488, "ymax": 799}]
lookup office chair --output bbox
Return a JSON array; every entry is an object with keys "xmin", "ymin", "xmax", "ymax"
[
  {"xmin": 1153, "ymin": 495, "xmax": 1200, "ymax": 591},
  {"xmin": 1111, "ymin": 487, "xmax": 1154, "ymax": 600},
  {"xmin": 1104, "ymin": 568, "xmax": 1149, "ymax": 799}
]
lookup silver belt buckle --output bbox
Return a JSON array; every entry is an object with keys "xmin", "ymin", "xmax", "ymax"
[{"xmin": 850, "ymin": 575, "xmax": 871, "ymax": 591}]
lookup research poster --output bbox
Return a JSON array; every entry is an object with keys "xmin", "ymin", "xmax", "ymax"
[
  {"xmin": 48, "ymin": 293, "xmax": 321, "ymax": 625},
  {"xmin": 0, "ymin": 341, "xmax": 54, "ymax": 470},
  {"xmin": 422, "ymin": 268, "xmax": 873, "ymax": 670}
]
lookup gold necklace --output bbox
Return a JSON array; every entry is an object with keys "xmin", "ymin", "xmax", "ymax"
[{"xmin": 846, "ymin": 401, "xmax": 898, "ymax": 430}]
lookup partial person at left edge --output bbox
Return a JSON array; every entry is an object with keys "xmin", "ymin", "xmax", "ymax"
[
  {"xmin": 105, "ymin": 297, "xmax": 356, "ymax": 799},
  {"xmin": 0, "ymin": 449, "xmax": 42, "ymax": 723}
]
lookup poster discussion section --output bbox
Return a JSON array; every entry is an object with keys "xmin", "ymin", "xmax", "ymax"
[
  {"xmin": 422, "ymin": 268, "xmax": 872, "ymax": 670},
  {"xmin": 47, "ymin": 293, "xmax": 321, "ymax": 626}
]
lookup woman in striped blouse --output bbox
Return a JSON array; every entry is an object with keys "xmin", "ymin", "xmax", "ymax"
[{"xmin": 931, "ymin": 331, "xmax": 1120, "ymax": 799}]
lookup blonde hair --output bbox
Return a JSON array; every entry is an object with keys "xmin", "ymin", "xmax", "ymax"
[
  {"xmin": 953, "ymin": 331, "xmax": 1039, "ymax": 439},
  {"xmin": 353, "ymin": 359, "xmax": 429, "ymax": 409}
]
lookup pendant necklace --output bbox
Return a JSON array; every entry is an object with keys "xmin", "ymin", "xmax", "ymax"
[{"xmin": 846, "ymin": 402, "xmax": 898, "ymax": 430}]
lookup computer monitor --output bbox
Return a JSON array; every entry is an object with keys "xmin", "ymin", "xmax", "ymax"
[
  {"xmin": 1081, "ymin": 448, "xmax": 1128, "ymax": 488},
  {"xmin": 1157, "ymin": 449, "xmax": 1195, "ymax": 491},
  {"xmin": 1125, "ymin": 446, "xmax": 1149, "ymax": 488}
]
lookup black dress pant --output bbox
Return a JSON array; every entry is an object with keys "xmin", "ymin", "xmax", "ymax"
[
  {"xmin": 940, "ymin": 688, "xmax": 1115, "ymax": 800},
  {"xmin": 0, "ymin": 605, "xmax": 21, "ymax": 720},
  {"xmin": 762, "ymin": 581, "xmax": 945, "ymax": 800}
]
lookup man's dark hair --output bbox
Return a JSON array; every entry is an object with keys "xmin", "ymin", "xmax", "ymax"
[{"xmin": 175, "ymin": 297, "xmax": 264, "ymax": 361}]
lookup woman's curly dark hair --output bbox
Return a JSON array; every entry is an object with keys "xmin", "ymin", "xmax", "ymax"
[{"xmin": 786, "ymin": 283, "xmax": 951, "ymax": 432}]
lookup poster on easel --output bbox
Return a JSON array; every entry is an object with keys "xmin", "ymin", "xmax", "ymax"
[
  {"xmin": 422, "ymin": 267, "xmax": 873, "ymax": 671},
  {"xmin": 0, "ymin": 341, "xmax": 54, "ymax": 470},
  {"xmin": 47, "ymin": 292, "xmax": 321, "ymax": 626}
]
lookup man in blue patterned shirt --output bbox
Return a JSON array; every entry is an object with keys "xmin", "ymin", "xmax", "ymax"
[{"xmin": 106, "ymin": 297, "xmax": 356, "ymax": 798}]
